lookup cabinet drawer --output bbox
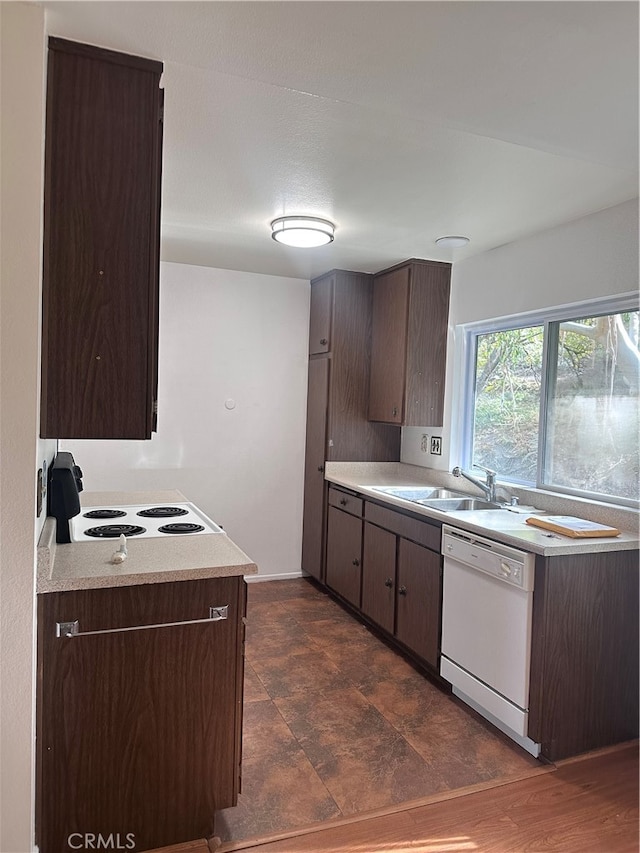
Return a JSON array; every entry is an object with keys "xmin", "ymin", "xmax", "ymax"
[
  {"xmin": 364, "ymin": 501, "xmax": 440, "ymax": 551},
  {"xmin": 328, "ymin": 487, "xmax": 363, "ymax": 517},
  {"xmin": 39, "ymin": 576, "xmax": 243, "ymax": 634}
]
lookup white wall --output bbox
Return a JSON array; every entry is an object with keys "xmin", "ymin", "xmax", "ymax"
[
  {"xmin": 62, "ymin": 262, "xmax": 310, "ymax": 580},
  {"xmin": 401, "ymin": 199, "xmax": 639, "ymax": 469},
  {"xmin": 1, "ymin": 4, "xmax": 57, "ymax": 851}
]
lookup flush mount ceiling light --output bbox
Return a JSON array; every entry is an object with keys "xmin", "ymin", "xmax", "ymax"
[
  {"xmin": 435, "ymin": 235, "xmax": 470, "ymax": 249},
  {"xmin": 271, "ymin": 216, "xmax": 335, "ymax": 248}
]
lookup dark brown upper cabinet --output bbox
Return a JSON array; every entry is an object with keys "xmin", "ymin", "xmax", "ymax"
[
  {"xmin": 308, "ymin": 273, "xmax": 332, "ymax": 354},
  {"xmin": 40, "ymin": 38, "xmax": 163, "ymax": 439},
  {"xmin": 368, "ymin": 259, "xmax": 451, "ymax": 426}
]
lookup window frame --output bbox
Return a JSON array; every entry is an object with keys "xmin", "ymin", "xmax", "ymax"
[{"xmin": 457, "ymin": 291, "xmax": 639, "ymax": 507}]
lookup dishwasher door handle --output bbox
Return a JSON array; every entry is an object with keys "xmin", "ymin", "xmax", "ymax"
[{"xmin": 56, "ymin": 605, "xmax": 229, "ymax": 638}]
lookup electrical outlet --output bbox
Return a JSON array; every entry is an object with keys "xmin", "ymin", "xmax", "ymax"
[
  {"xmin": 430, "ymin": 436, "xmax": 442, "ymax": 455},
  {"xmin": 420, "ymin": 434, "xmax": 429, "ymax": 453}
]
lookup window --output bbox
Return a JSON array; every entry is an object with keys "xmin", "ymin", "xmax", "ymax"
[{"xmin": 463, "ymin": 295, "xmax": 639, "ymax": 505}]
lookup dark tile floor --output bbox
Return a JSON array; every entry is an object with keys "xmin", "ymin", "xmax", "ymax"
[{"xmin": 215, "ymin": 578, "xmax": 541, "ymax": 843}]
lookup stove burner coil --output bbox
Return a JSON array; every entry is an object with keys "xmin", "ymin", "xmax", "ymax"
[
  {"xmin": 136, "ymin": 506, "xmax": 189, "ymax": 518},
  {"xmin": 83, "ymin": 509, "xmax": 127, "ymax": 520},
  {"xmin": 84, "ymin": 524, "xmax": 147, "ymax": 538},
  {"xmin": 157, "ymin": 523, "xmax": 205, "ymax": 535}
]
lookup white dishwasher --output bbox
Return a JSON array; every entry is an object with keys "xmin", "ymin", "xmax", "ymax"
[{"xmin": 440, "ymin": 524, "xmax": 541, "ymax": 757}]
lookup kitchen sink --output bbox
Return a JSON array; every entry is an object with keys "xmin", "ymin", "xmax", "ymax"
[
  {"xmin": 417, "ymin": 497, "xmax": 502, "ymax": 511},
  {"xmin": 371, "ymin": 486, "xmax": 470, "ymax": 501}
]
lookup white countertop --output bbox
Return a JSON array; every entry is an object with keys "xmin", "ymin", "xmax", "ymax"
[
  {"xmin": 325, "ymin": 462, "xmax": 639, "ymax": 557},
  {"xmin": 37, "ymin": 490, "xmax": 258, "ymax": 593}
]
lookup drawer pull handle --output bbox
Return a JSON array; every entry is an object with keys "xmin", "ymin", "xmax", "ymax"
[
  {"xmin": 340, "ymin": 498, "xmax": 348, "ymax": 506},
  {"xmin": 56, "ymin": 606, "xmax": 229, "ymax": 638},
  {"xmin": 352, "ymin": 558, "xmax": 360, "ymax": 567},
  {"xmin": 384, "ymin": 577, "xmax": 393, "ymax": 588}
]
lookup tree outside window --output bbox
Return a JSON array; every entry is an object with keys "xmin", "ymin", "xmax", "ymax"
[{"xmin": 468, "ymin": 305, "xmax": 639, "ymax": 504}]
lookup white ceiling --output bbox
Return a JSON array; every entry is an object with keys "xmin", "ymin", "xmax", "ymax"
[{"xmin": 42, "ymin": 1, "xmax": 639, "ymax": 280}]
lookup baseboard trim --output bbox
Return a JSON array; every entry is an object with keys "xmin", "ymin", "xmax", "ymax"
[
  {"xmin": 244, "ymin": 571, "xmax": 306, "ymax": 583},
  {"xmin": 554, "ymin": 738, "xmax": 639, "ymax": 767}
]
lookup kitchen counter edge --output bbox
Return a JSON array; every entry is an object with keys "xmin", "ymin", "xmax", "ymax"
[
  {"xmin": 325, "ymin": 470, "xmax": 639, "ymax": 557},
  {"xmin": 37, "ymin": 490, "xmax": 258, "ymax": 593}
]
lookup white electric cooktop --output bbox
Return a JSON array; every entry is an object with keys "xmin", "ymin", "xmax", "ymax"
[{"xmin": 70, "ymin": 502, "xmax": 224, "ymax": 542}]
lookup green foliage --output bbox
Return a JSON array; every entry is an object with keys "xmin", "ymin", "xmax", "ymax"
[
  {"xmin": 473, "ymin": 327, "xmax": 543, "ymax": 480},
  {"xmin": 469, "ymin": 314, "xmax": 639, "ymax": 499}
]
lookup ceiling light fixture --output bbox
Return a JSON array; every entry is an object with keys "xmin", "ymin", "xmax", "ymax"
[
  {"xmin": 271, "ymin": 216, "xmax": 335, "ymax": 248},
  {"xmin": 435, "ymin": 235, "xmax": 470, "ymax": 249}
]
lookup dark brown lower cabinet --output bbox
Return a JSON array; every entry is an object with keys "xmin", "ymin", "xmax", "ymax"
[
  {"xmin": 325, "ymin": 483, "xmax": 638, "ymax": 760},
  {"xmin": 325, "ymin": 506, "xmax": 362, "ymax": 608},
  {"xmin": 528, "ymin": 549, "xmax": 639, "ymax": 761},
  {"xmin": 362, "ymin": 523, "xmax": 396, "ymax": 633},
  {"xmin": 362, "ymin": 519, "xmax": 442, "ymax": 669},
  {"xmin": 396, "ymin": 538, "xmax": 441, "ymax": 668},
  {"xmin": 36, "ymin": 576, "xmax": 246, "ymax": 853}
]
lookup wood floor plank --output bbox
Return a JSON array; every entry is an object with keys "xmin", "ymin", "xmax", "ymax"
[{"xmin": 145, "ymin": 840, "xmax": 211, "ymax": 853}]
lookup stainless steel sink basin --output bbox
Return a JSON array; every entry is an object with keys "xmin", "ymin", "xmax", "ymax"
[
  {"xmin": 371, "ymin": 486, "xmax": 470, "ymax": 501},
  {"xmin": 417, "ymin": 497, "xmax": 502, "ymax": 511}
]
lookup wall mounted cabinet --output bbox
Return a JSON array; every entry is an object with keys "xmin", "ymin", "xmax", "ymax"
[
  {"xmin": 301, "ymin": 271, "xmax": 400, "ymax": 582},
  {"xmin": 40, "ymin": 38, "xmax": 163, "ymax": 439},
  {"xmin": 368, "ymin": 259, "xmax": 451, "ymax": 426}
]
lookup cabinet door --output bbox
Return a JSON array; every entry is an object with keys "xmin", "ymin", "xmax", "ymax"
[
  {"xmin": 396, "ymin": 538, "xmax": 441, "ymax": 668},
  {"xmin": 301, "ymin": 358, "xmax": 330, "ymax": 581},
  {"xmin": 405, "ymin": 262, "xmax": 451, "ymax": 426},
  {"xmin": 36, "ymin": 577, "xmax": 245, "ymax": 853},
  {"xmin": 368, "ymin": 266, "xmax": 409, "ymax": 424},
  {"xmin": 362, "ymin": 522, "xmax": 396, "ymax": 634},
  {"xmin": 528, "ymin": 550, "xmax": 639, "ymax": 761},
  {"xmin": 40, "ymin": 39, "xmax": 163, "ymax": 439},
  {"xmin": 309, "ymin": 274, "xmax": 333, "ymax": 354},
  {"xmin": 327, "ymin": 270, "xmax": 400, "ymax": 461},
  {"xmin": 326, "ymin": 506, "xmax": 362, "ymax": 607}
]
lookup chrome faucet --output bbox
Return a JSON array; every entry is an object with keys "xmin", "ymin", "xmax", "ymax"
[{"xmin": 452, "ymin": 465, "xmax": 498, "ymax": 503}]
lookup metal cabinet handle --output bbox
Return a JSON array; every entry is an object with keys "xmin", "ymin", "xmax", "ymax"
[
  {"xmin": 339, "ymin": 498, "xmax": 348, "ymax": 506},
  {"xmin": 352, "ymin": 558, "xmax": 360, "ymax": 567},
  {"xmin": 398, "ymin": 586, "xmax": 407, "ymax": 596},
  {"xmin": 384, "ymin": 577, "xmax": 393, "ymax": 588},
  {"xmin": 317, "ymin": 465, "xmax": 325, "ymax": 473},
  {"xmin": 56, "ymin": 606, "xmax": 229, "ymax": 638},
  {"xmin": 320, "ymin": 338, "xmax": 328, "ymax": 346},
  {"xmin": 392, "ymin": 406, "xmax": 398, "ymax": 417}
]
